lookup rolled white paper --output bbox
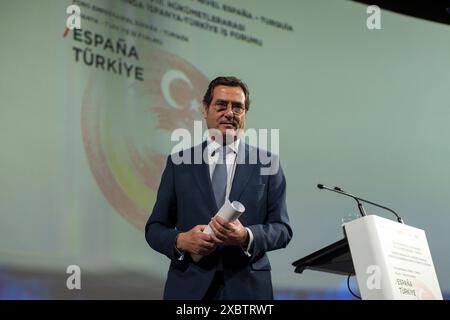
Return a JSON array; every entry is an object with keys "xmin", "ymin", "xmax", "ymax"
[{"xmin": 191, "ymin": 200, "xmax": 245, "ymax": 262}]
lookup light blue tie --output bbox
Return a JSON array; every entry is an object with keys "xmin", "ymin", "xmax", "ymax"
[{"xmin": 212, "ymin": 146, "xmax": 227, "ymax": 209}]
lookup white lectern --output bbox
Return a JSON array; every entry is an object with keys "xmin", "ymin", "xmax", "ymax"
[
  {"xmin": 293, "ymin": 215, "xmax": 443, "ymax": 300},
  {"xmin": 344, "ymin": 215, "xmax": 442, "ymax": 299}
]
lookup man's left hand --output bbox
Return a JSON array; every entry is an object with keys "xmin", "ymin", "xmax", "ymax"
[{"xmin": 209, "ymin": 216, "xmax": 249, "ymax": 247}]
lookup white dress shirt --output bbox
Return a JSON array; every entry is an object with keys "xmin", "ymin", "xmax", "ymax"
[{"xmin": 206, "ymin": 137, "xmax": 254, "ymax": 257}]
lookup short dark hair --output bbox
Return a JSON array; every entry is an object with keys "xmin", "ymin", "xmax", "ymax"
[{"xmin": 202, "ymin": 76, "xmax": 251, "ymax": 111}]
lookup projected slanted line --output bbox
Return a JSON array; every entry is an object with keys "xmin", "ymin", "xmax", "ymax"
[{"xmin": 63, "ymin": 27, "xmax": 71, "ymax": 38}]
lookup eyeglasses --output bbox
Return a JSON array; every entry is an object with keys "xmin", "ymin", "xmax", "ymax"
[{"xmin": 213, "ymin": 100, "xmax": 246, "ymax": 115}]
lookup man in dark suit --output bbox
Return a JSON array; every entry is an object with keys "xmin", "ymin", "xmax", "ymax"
[{"xmin": 145, "ymin": 76, "xmax": 292, "ymax": 299}]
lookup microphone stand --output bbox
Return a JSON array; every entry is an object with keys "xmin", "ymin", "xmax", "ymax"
[{"xmin": 317, "ymin": 184, "xmax": 404, "ymax": 224}]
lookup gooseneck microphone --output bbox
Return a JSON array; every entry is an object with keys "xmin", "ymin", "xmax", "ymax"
[
  {"xmin": 317, "ymin": 184, "xmax": 367, "ymax": 218},
  {"xmin": 317, "ymin": 184, "xmax": 404, "ymax": 224}
]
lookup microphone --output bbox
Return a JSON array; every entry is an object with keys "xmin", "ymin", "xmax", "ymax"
[
  {"xmin": 317, "ymin": 184, "xmax": 404, "ymax": 224},
  {"xmin": 317, "ymin": 184, "xmax": 367, "ymax": 218}
]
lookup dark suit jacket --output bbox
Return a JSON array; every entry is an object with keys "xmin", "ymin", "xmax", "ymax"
[{"xmin": 145, "ymin": 141, "xmax": 292, "ymax": 299}]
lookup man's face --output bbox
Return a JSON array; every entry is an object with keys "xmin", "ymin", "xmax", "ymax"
[{"xmin": 203, "ymin": 85, "xmax": 246, "ymax": 140}]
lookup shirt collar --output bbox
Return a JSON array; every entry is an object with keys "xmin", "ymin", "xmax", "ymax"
[{"xmin": 206, "ymin": 136, "xmax": 240, "ymax": 156}]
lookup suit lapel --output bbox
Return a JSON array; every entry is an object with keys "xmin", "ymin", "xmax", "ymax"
[
  {"xmin": 190, "ymin": 141, "xmax": 257, "ymax": 213},
  {"xmin": 190, "ymin": 141, "xmax": 217, "ymax": 212},
  {"xmin": 229, "ymin": 143, "xmax": 256, "ymax": 202}
]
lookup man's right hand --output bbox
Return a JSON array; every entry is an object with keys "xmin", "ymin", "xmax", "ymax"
[{"xmin": 176, "ymin": 225, "xmax": 216, "ymax": 256}]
